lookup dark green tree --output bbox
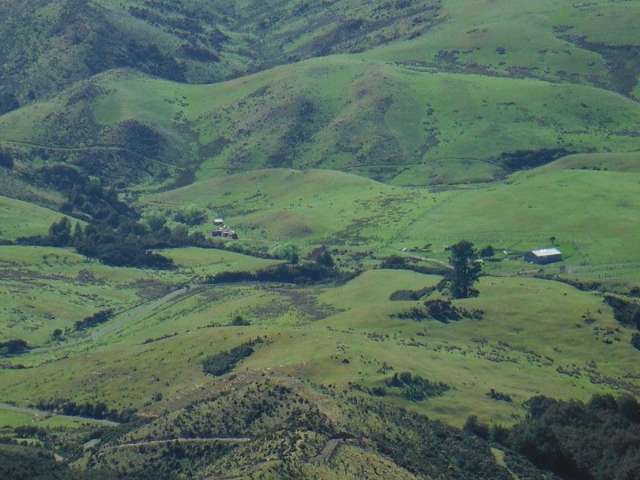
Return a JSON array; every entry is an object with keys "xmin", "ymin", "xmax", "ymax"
[
  {"xmin": 0, "ymin": 149, "xmax": 13, "ymax": 169},
  {"xmin": 480, "ymin": 245, "xmax": 495, "ymax": 258},
  {"xmin": 48, "ymin": 217, "xmax": 72, "ymax": 246},
  {"xmin": 448, "ymin": 240, "xmax": 482, "ymax": 298}
]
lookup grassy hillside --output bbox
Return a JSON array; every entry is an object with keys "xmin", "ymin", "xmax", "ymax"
[
  {"xmin": 2, "ymin": 1, "xmax": 640, "ymax": 477},
  {"xmin": 2, "ymin": 0, "xmax": 638, "ymax": 110},
  {"xmin": 368, "ymin": 0, "xmax": 640, "ymax": 98},
  {"xmin": 2, "ymin": 58, "xmax": 640, "ymax": 186},
  {"xmin": 85, "ymin": 374, "xmax": 539, "ymax": 479},
  {"xmin": 143, "ymin": 166, "xmax": 640, "ymax": 286},
  {"xmin": 0, "ymin": 196, "xmax": 74, "ymax": 241},
  {"xmin": 1, "ymin": 265, "xmax": 638, "ymax": 430},
  {"xmin": 0, "ymin": 0, "xmax": 442, "ymax": 107}
]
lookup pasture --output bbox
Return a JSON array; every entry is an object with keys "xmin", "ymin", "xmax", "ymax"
[{"xmin": 1, "ymin": 265, "xmax": 638, "ymax": 428}]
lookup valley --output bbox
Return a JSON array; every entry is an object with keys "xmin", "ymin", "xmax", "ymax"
[{"xmin": 1, "ymin": 0, "xmax": 640, "ymax": 478}]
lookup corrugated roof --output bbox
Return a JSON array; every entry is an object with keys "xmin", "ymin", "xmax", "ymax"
[{"xmin": 531, "ymin": 248, "xmax": 562, "ymax": 257}]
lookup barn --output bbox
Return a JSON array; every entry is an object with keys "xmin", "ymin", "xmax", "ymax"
[{"xmin": 525, "ymin": 248, "xmax": 563, "ymax": 264}]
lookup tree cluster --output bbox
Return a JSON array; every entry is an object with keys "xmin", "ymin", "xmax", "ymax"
[
  {"xmin": 0, "ymin": 149, "xmax": 13, "ymax": 169},
  {"xmin": 604, "ymin": 295, "xmax": 640, "ymax": 350},
  {"xmin": 202, "ymin": 339, "xmax": 262, "ymax": 376},
  {"xmin": 384, "ymin": 372, "xmax": 450, "ymax": 401},
  {"xmin": 466, "ymin": 393, "xmax": 640, "ymax": 480},
  {"xmin": 35, "ymin": 399, "xmax": 135, "ymax": 423},
  {"xmin": 0, "ymin": 339, "xmax": 30, "ymax": 356},
  {"xmin": 74, "ymin": 310, "xmax": 114, "ymax": 331}
]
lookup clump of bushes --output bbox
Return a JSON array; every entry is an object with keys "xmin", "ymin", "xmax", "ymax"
[
  {"xmin": 604, "ymin": 294, "xmax": 640, "ymax": 329},
  {"xmin": 390, "ymin": 286, "xmax": 436, "ymax": 301},
  {"xmin": 381, "ymin": 255, "xmax": 450, "ymax": 275},
  {"xmin": 208, "ymin": 261, "xmax": 339, "ymax": 285},
  {"xmin": 35, "ymin": 399, "xmax": 135, "ymax": 422},
  {"xmin": 0, "ymin": 339, "xmax": 30, "ymax": 356},
  {"xmin": 173, "ymin": 206, "xmax": 207, "ymax": 226},
  {"xmin": 486, "ymin": 389, "xmax": 512, "ymax": 403},
  {"xmin": 202, "ymin": 339, "xmax": 263, "ymax": 376},
  {"xmin": 396, "ymin": 299, "xmax": 483, "ymax": 323},
  {"xmin": 384, "ymin": 372, "xmax": 450, "ymax": 402},
  {"xmin": 464, "ymin": 393, "xmax": 640, "ymax": 480},
  {"xmin": 228, "ymin": 315, "xmax": 251, "ymax": 326},
  {"xmin": 74, "ymin": 309, "xmax": 114, "ymax": 331},
  {"xmin": 0, "ymin": 150, "xmax": 14, "ymax": 169},
  {"xmin": 499, "ymin": 148, "xmax": 573, "ymax": 171}
]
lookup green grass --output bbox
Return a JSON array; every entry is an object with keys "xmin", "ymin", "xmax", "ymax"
[
  {"xmin": 0, "ymin": 195, "xmax": 73, "ymax": 241},
  {"xmin": 2, "ymin": 54, "xmax": 640, "ymax": 186},
  {"xmin": 144, "ymin": 166, "xmax": 640, "ymax": 286},
  {"xmin": 539, "ymin": 151, "xmax": 640, "ymax": 173},
  {"xmin": 158, "ymin": 247, "xmax": 281, "ymax": 277},
  {"xmin": 0, "ymin": 245, "xmax": 187, "ymax": 344},
  {"xmin": 143, "ymin": 168, "xmax": 431, "ymax": 246},
  {"xmin": 0, "ymin": 269, "xmax": 637, "ymax": 428},
  {"xmin": 0, "ymin": 404, "xmax": 110, "ymax": 429}
]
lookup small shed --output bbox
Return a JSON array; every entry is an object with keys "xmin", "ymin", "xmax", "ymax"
[
  {"xmin": 525, "ymin": 248, "xmax": 563, "ymax": 265},
  {"xmin": 214, "ymin": 218, "xmax": 225, "ymax": 226},
  {"xmin": 211, "ymin": 228, "xmax": 238, "ymax": 240}
]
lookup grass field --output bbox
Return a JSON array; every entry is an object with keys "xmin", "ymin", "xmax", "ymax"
[
  {"xmin": 0, "ymin": 246, "xmax": 187, "ymax": 344},
  {"xmin": 2, "ymin": 54, "xmax": 640, "ymax": 187},
  {"xmin": 1, "ymin": 1, "xmax": 639, "ymax": 475},
  {"xmin": 143, "ymin": 165, "xmax": 640, "ymax": 286},
  {"xmin": 0, "ymin": 196, "xmax": 73, "ymax": 241},
  {"xmin": 0, "ymin": 267, "xmax": 637, "ymax": 429}
]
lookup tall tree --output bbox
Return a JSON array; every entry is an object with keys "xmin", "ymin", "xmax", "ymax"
[
  {"xmin": 48, "ymin": 217, "xmax": 72, "ymax": 247},
  {"xmin": 448, "ymin": 240, "xmax": 482, "ymax": 298}
]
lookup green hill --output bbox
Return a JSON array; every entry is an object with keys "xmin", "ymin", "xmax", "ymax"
[
  {"xmin": 0, "ymin": 196, "xmax": 74, "ymax": 241},
  {"xmin": 0, "ymin": 0, "xmax": 442, "ymax": 108},
  {"xmin": 144, "ymin": 166, "xmax": 640, "ymax": 285},
  {"xmin": 1, "ymin": 0, "xmax": 639, "ymax": 189},
  {"xmin": 2, "ymin": 1, "xmax": 640, "ymax": 478},
  {"xmin": 2, "ymin": 58, "xmax": 639, "ymax": 187},
  {"xmin": 2, "ymin": 0, "xmax": 638, "ymax": 112}
]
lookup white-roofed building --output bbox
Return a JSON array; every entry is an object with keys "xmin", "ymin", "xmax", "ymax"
[{"xmin": 524, "ymin": 248, "xmax": 563, "ymax": 264}]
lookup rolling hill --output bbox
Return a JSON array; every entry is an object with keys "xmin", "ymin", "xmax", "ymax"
[
  {"xmin": 1, "ymin": 58, "xmax": 639, "ymax": 188},
  {"xmin": 2, "ymin": 1, "xmax": 640, "ymax": 479}
]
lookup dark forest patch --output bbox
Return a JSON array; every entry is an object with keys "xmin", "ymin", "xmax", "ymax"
[
  {"xmin": 499, "ymin": 148, "xmax": 574, "ymax": 172},
  {"xmin": 202, "ymin": 338, "xmax": 263, "ymax": 376}
]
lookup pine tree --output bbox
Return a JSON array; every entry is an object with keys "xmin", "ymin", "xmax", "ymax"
[{"xmin": 448, "ymin": 240, "xmax": 482, "ymax": 298}]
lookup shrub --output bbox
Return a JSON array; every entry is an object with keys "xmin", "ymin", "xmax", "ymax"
[
  {"xmin": 0, "ymin": 339, "xmax": 30, "ymax": 356},
  {"xmin": 74, "ymin": 310, "xmax": 114, "ymax": 331},
  {"xmin": 173, "ymin": 207, "xmax": 207, "ymax": 226},
  {"xmin": 385, "ymin": 372, "xmax": 449, "ymax": 401},
  {"xmin": 0, "ymin": 150, "xmax": 14, "ymax": 169},
  {"xmin": 202, "ymin": 339, "xmax": 262, "ymax": 376},
  {"xmin": 505, "ymin": 393, "xmax": 640, "ymax": 480},
  {"xmin": 486, "ymin": 389, "xmax": 513, "ymax": 403},
  {"xmin": 604, "ymin": 294, "xmax": 640, "ymax": 329},
  {"xmin": 389, "ymin": 286, "xmax": 435, "ymax": 301},
  {"xmin": 463, "ymin": 415, "xmax": 489, "ymax": 440},
  {"xmin": 480, "ymin": 245, "xmax": 495, "ymax": 258},
  {"xmin": 229, "ymin": 315, "xmax": 251, "ymax": 326},
  {"xmin": 424, "ymin": 299, "xmax": 461, "ymax": 321}
]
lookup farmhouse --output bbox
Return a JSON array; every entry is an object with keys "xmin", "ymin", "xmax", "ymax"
[
  {"xmin": 211, "ymin": 227, "xmax": 238, "ymax": 240},
  {"xmin": 525, "ymin": 248, "xmax": 563, "ymax": 264}
]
